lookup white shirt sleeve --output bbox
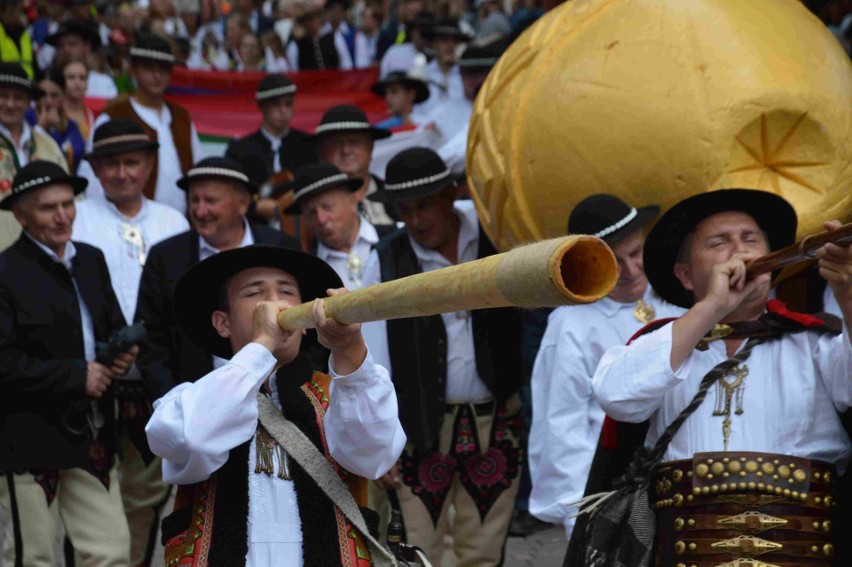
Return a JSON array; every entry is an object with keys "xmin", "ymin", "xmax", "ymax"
[
  {"xmin": 592, "ymin": 322, "xmax": 690, "ymax": 423},
  {"xmin": 287, "ymin": 42, "xmax": 300, "ymax": 72},
  {"xmin": 325, "ymin": 351, "xmax": 406, "ymax": 479},
  {"xmin": 334, "ymin": 30, "xmax": 354, "ymax": 70},
  {"xmin": 145, "ymin": 343, "xmax": 277, "ymax": 484},
  {"xmin": 528, "ymin": 324, "xmax": 601, "ymax": 537},
  {"xmin": 354, "ymin": 32, "xmax": 371, "ymax": 69},
  {"xmin": 813, "ymin": 320, "xmax": 852, "ymax": 412}
]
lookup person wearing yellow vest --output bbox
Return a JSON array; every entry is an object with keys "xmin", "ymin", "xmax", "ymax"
[
  {"xmin": 0, "ymin": 62, "xmax": 67, "ymax": 251},
  {"xmin": 0, "ymin": 0, "xmax": 33, "ymax": 79},
  {"xmin": 78, "ymin": 34, "xmax": 203, "ymax": 215}
]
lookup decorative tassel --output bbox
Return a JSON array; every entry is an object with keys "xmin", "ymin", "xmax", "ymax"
[{"xmin": 254, "ymin": 424, "xmax": 292, "ymax": 479}]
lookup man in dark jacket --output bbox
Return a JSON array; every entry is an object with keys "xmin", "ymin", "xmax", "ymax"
[
  {"xmin": 135, "ymin": 157, "xmax": 298, "ymax": 400},
  {"xmin": 225, "ymin": 73, "xmax": 315, "ymax": 224},
  {"xmin": 0, "ymin": 161, "xmax": 136, "ymax": 566}
]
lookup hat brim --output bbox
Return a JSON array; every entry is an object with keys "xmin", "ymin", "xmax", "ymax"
[
  {"xmin": 45, "ymin": 28, "xmax": 101, "ymax": 49},
  {"xmin": 0, "ymin": 80, "xmax": 43, "ymax": 99},
  {"xmin": 371, "ymin": 79, "xmax": 431, "ymax": 104},
  {"xmin": 0, "ymin": 178, "xmax": 87, "ymax": 211},
  {"xmin": 644, "ymin": 189, "xmax": 797, "ymax": 309},
  {"xmin": 308, "ymin": 125, "xmax": 392, "ymax": 142},
  {"xmin": 176, "ymin": 174, "xmax": 259, "ymax": 195},
  {"xmin": 367, "ymin": 176, "xmax": 455, "ymax": 204},
  {"xmin": 84, "ymin": 140, "xmax": 159, "ymax": 160},
  {"xmin": 283, "ymin": 177, "xmax": 363, "ymax": 215},
  {"xmin": 173, "ymin": 245, "xmax": 343, "ymax": 359},
  {"xmin": 597, "ymin": 205, "xmax": 659, "ymax": 245}
]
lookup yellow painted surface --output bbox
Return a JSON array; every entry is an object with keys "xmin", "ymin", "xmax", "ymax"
[{"xmin": 467, "ymin": 0, "xmax": 852, "ymax": 251}]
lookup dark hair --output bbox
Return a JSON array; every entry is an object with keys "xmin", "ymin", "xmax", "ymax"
[{"xmin": 50, "ymin": 58, "xmax": 89, "ymax": 90}]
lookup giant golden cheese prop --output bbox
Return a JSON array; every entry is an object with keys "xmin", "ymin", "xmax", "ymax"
[{"xmin": 467, "ymin": 0, "xmax": 852, "ymax": 251}]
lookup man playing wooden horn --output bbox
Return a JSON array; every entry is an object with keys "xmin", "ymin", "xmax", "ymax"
[
  {"xmin": 528, "ymin": 194, "xmax": 684, "ymax": 540},
  {"xmin": 145, "ymin": 245, "xmax": 405, "ymax": 566},
  {"xmin": 589, "ymin": 189, "xmax": 852, "ymax": 566},
  {"xmin": 362, "ymin": 147, "xmax": 523, "ymax": 567}
]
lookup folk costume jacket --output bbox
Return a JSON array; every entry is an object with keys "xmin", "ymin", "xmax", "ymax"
[
  {"xmin": 0, "ymin": 235, "xmax": 126, "ymax": 471},
  {"xmin": 135, "ymin": 225, "xmax": 298, "ymax": 399}
]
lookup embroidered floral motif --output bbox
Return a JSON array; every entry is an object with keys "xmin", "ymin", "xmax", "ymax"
[{"xmin": 401, "ymin": 403, "xmax": 524, "ymax": 524}]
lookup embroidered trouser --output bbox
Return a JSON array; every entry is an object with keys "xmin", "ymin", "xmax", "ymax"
[
  {"xmin": 394, "ymin": 395, "xmax": 524, "ymax": 567},
  {"xmin": 0, "ymin": 466, "xmax": 130, "ymax": 567},
  {"xmin": 119, "ymin": 436, "xmax": 171, "ymax": 566}
]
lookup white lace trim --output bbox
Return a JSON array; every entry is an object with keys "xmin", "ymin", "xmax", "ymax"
[
  {"xmin": 293, "ymin": 173, "xmax": 350, "ymax": 201},
  {"xmin": 315, "ymin": 121, "xmax": 371, "ymax": 134},
  {"xmin": 130, "ymin": 47, "xmax": 175, "ymax": 63},
  {"xmin": 256, "ymin": 84, "xmax": 297, "ymax": 100},
  {"xmin": 384, "ymin": 168, "xmax": 451, "ymax": 191},
  {"xmin": 187, "ymin": 167, "xmax": 249, "ymax": 184}
]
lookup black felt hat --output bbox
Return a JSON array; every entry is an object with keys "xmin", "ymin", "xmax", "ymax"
[
  {"xmin": 256, "ymin": 73, "xmax": 297, "ymax": 102},
  {"xmin": 45, "ymin": 20, "xmax": 102, "ymax": 48},
  {"xmin": 0, "ymin": 63, "xmax": 43, "ymax": 98},
  {"xmin": 424, "ymin": 18, "xmax": 470, "ymax": 41},
  {"xmin": 310, "ymin": 104, "xmax": 392, "ymax": 141},
  {"xmin": 0, "ymin": 160, "xmax": 87, "ymax": 211},
  {"xmin": 644, "ymin": 189, "xmax": 797, "ymax": 309},
  {"xmin": 177, "ymin": 156, "xmax": 259, "ymax": 194},
  {"xmin": 283, "ymin": 162, "xmax": 362, "ymax": 215},
  {"xmin": 173, "ymin": 245, "xmax": 343, "ymax": 359},
  {"xmin": 130, "ymin": 33, "xmax": 176, "ymax": 65},
  {"xmin": 458, "ymin": 35, "xmax": 509, "ymax": 70},
  {"xmin": 369, "ymin": 147, "xmax": 454, "ymax": 203},
  {"xmin": 371, "ymin": 70, "xmax": 430, "ymax": 104},
  {"xmin": 568, "ymin": 194, "xmax": 659, "ymax": 245},
  {"xmin": 84, "ymin": 118, "xmax": 159, "ymax": 160}
]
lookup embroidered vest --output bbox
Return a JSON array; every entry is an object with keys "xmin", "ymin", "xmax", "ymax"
[
  {"xmin": 161, "ymin": 359, "xmax": 372, "ymax": 567},
  {"xmin": 104, "ymin": 96, "xmax": 194, "ymax": 200},
  {"xmin": 375, "ymin": 224, "xmax": 522, "ymax": 450}
]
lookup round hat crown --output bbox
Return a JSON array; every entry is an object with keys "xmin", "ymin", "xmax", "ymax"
[
  {"xmin": 131, "ymin": 34, "xmax": 176, "ymax": 63},
  {"xmin": 92, "ymin": 118, "xmax": 150, "ymax": 145},
  {"xmin": 256, "ymin": 73, "xmax": 297, "ymax": 100},
  {"xmin": 319, "ymin": 104, "xmax": 370, "ymax": 127},
  {"xmin": 568, "ymin": 194, "xmax": 634, "ymax": 236},
  {"xmin": 385, "ymin": 147, "xmax": 448, "ymax": 187}
]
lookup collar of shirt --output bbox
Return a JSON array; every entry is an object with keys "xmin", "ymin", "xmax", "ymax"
[
  {"xmin": 0, "ymin": 120, "xmax": 33, "ymax": 157},
  {"xmin": 198, "ymin": 217, "xmax": 255, "ymax": 260},
  {"xmin": 316, "ymin": 215, "xmax": 379, "ymax": 260},
  {"xmin": 130, "ymin": 97, "xmax": 171, "ymax": 129},
  {"xmin": 408, "ymin": 200, "xmax": 478, "ymax": 268},
  {"xmin": 591, "ymin": 284, "xmax": 659, "ymax": 318},
  {"xmin": 260, "ymin": 126, "xmax": 291, "ymax": 151},
  {"xmin": 96, "ymin": 196, "xmax": 150, "ymax": 223},
  {"xmin": 25, "ymin": 231, "xmax": 76, "ymax": 270}
]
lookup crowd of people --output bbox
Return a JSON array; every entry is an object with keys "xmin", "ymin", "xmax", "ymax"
[{"xmin": 0, "ymin": 1, "xmax": 851, "ymax": 567}]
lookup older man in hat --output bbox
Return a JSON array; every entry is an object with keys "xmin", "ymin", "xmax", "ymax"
[
  {"xmin": 314, "ymin": 104, "xmax": 395, "ymax": 227},
  {"xmin": 371, "ymin": 69, "xmax": 431, "ymax": 130},
  {"xmin": 0, "ymin": 161, "xmax": 137, "ymax": 566},
  {"xmin": 72, "ymin": 118, "xmax": 188, "ymax": 567},
  {"xmin": 419, "ymin": 19, "xmax": 468, "ymax": 114},
  {"xmin": 361, "ymin": 147, "xmax": 523, "ymax": 567},
  {"xmin": 0, "ymin": 62, "xmax": 66, "ymax": 251},
  {"xmin": 135, "ymin": 157, "xmax": 297, "ymax": 401},
  {"xmin": 284, "ymin": 162, "xmax": 395, "ymax": 289},
  {"xmin": 146, "ymin": 244, "xmax": 405, "ymax": 566},
  {"xmin": 527, "ymin": 194, "xmax": 683, "ymax": 540},
  {"xmin": 584, "ymin": 190, "xmax": 852, "ymax": 566},
  {"xmin": 225, "ymin": 73, "xmax": 315, "ymax": 223},
  {"xmin": 81, "ymin": 34, "xmax": 203, "ymax": 215}
]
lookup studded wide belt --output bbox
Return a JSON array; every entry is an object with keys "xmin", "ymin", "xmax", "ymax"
[{"xmin": 651, "ymin": 451, "xmax": 836, "ymax": 567}]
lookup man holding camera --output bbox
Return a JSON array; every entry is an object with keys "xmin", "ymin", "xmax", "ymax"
[{"xmin": 0, "ymin": 161, "xmax": 136, "ymax": 566}]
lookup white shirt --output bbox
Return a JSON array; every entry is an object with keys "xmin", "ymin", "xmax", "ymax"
[
  {"xmin": 320, "ymin": 22, "xmax": 371, "ymax": 70},
  {"xmin": 824, "ymin": 285, "xmax": 841, "ymax": 317},
  {"xmin": 85, "ymin": 71, "xmax": 118, "ymax": 99},
  {"xmin": 528, "ymin": 288, "xmax": 684, "ymax": 538},
  {"xmin": 81, "ymin": 99, "xmax": 204, "ymax": 214},
  {"xmin": 362, "ymin": 199, "xmax": 491, "ymax": 402},
  {"xmin": 145, "ymin": 343, "xmax": 406, "ymax": 567},
  {"xmin": 417, "ymin": 59, "xmax": 464, "ymax": 117},
  {"xmin": 592, "ymin": 316, "xmax": 852, "ymax": 471},
  {"xmin": 437, "ymin": 121, "xmax": 469, "ymax": 176},
  {"xmin": 0, "ymin": 122, "xmax": 34, "ymax": 165},
  {"xmin": 198, "ymin": 218, "xmax": 255, "ymax": 369},
  {"xmin": 316, "ymin": 215, "xmax": 379, "ymax": 290},
  {"xmin": 26, "ymin": 235, "xmax": 95, "ymax": 362},
  {"xmin": 422, "ymin": 97, "xmax": 472, "ymax": 146},
  {"xmin": 72, "ymin": 197, "xmax": 189, "ymax": 324}
]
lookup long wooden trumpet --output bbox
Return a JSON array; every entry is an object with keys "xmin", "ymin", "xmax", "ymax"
[
  {"xmin": 277, "ymin": 235, "xmax": 618, "ymax": 330},
  {"xmin": 746, "ymin": 221, "xmax": 852, "ymax": 279}
]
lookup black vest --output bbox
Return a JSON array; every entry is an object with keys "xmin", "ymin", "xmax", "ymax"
[
  {"xmin": 296, "ymin": 35, "xmax": 339, "ymax": 70},
  {"xmin": 375, "ymin": 225, "xmax": 522, "ymax": 450}
]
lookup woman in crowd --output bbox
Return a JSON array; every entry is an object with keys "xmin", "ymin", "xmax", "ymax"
[{"xmin": 55, "ymin": 58, "xmax": 95, "ymax": 142}]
